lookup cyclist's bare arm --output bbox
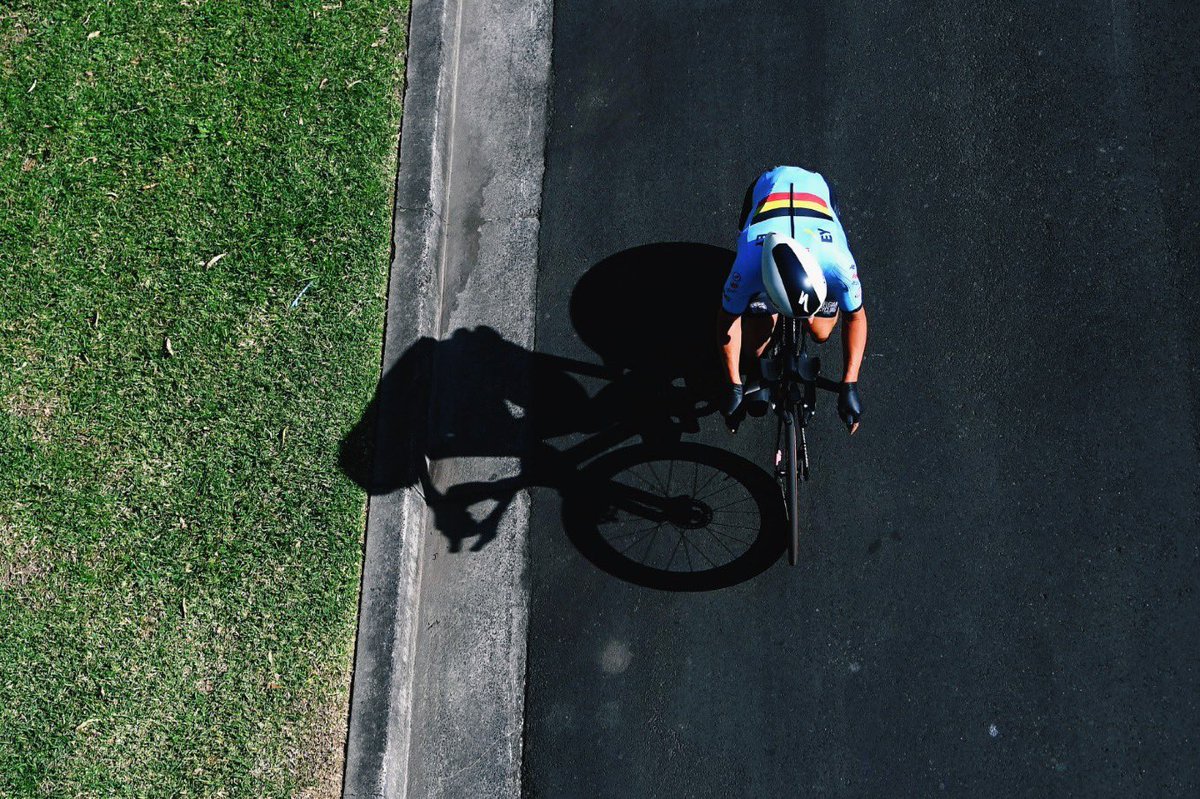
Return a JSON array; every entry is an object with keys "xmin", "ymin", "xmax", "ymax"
[
  {"xmin": 841, "ymin": 307, "xmax": 867, "ymax": 382},
  {"xmin": 717, "ymin": 308, "xmax": 742, "ymax": 384}
]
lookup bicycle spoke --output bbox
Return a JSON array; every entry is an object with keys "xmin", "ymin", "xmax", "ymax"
[
  {"xmin": 644, "ymin": 461, "xmax": 669, "ymax": 494},
  {"xmin": 622, "ymin": 469, "xmax": 663, "ymax": 496},
  {"xmin": 703, "ymin": 523, "xmax": 753, "ymax": 545},
  {"xmin": 640, "ymin": 524, "xmax": 664, "ymax": 564},
  {"xmin": 707, "ymin": 517, "xmax": 760, "ymax": 533},
  {"xmin": 705, "ymin": 528, "xmax": 754, "ymax": 545},
  {"xmin": 619, "ymin": 523, "xmax": 663, "ymax": 555},
  {"xmin": 687, "ymin": 536, "xmax": 720, "ymax": 569},
  {"xmin": 709, "ymin": 495, "xmax": 755, "ymax": 512},
  {"xmin": 691, "ymin": 464, "xmax": 721, "ymax": 497},
  {"xmin": 681, "ymin": 535, "xmax": 695, "ymax": 571},
  {"xmin": 665, "ymin": 459, "xmax": 675, "ymax": 496},
  {"xmin": 664, "ymin": 532, "xmax": 684, "ymax": 570},
  {"xmin": 702, "ymin": 529, "xmax": 739, "ymax": 558},
  {"xmin": 604, "ymin": 521, "xmax": 662, "ymax": 540},
  {"xmin": 695, "ymin": 476, "xmax": 741, "ymax": 503}
]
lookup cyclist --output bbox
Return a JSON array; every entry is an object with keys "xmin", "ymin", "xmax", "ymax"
[{"xmin": 717, "ymin": 165, "xmax": 868, "ymax": 434}]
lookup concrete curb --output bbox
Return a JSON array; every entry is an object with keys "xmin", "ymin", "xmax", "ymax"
[{"xmin": 342, "ymin": 0, "xmax": 553, "ymax": 796}]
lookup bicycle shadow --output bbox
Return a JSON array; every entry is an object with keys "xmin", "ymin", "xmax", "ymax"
[{"xmin": 339, "ymin": 243, "xmax": 785, "ymax": 590}]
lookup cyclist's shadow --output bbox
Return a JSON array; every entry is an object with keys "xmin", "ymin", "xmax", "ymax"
[{"xmin": 339, "ymin": 243, "xmax": 784, "ymax": 590}]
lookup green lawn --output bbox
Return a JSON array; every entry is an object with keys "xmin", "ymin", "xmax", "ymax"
[{"xmin": 1, "ymin": 1, "xmax": 407, "ymax": 794}]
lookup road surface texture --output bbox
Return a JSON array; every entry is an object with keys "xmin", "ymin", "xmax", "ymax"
[{"xmin": 518, "ymin": 1, "xmax": 1199, "ymax": 796}]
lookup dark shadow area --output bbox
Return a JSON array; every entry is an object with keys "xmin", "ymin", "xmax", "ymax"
[
  {"xmin": 570, "ymin": 242, "xmax": 732, "ymax": 381},
  {"xmin": 340, "ymin": 243, "xmax": 784, "ymax": 590}
]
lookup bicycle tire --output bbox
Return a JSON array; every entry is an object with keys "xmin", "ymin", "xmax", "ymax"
[{"xmin": 784, "ymin": 410, "xmax": 801, "ymax": 565}]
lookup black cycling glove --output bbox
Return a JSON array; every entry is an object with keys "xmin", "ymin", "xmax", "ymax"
[{"xmin": 838, "ymin": 381, "xmax": 862, "ymax": 428}]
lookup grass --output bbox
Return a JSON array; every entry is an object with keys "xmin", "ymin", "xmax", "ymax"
[{"xmin": 1, "ymin": 1, "xmax": 407, "ymax": 794}]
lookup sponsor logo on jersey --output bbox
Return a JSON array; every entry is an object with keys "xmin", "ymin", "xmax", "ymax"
[
  {"xmin": 818, "ymin": 228, "xmax": 833, "ymax": 243},
  {"xmin": 751, "ymin": 191, "xmax": 833, "ymax": 224}
]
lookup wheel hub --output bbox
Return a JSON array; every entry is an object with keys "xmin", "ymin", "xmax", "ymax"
[{"xmin": 666, "ymin": 497, "xmax": 713, "ymax": 530}]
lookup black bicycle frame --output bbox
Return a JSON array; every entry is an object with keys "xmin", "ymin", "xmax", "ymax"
[{"xmin": 762, "ymin": 317, "xmax": 831, "ymax": 480}]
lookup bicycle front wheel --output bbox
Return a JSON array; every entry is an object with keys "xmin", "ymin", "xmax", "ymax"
[{"xmin": 784, "ymin": 410, "xmax": 801, "ymax": 565}]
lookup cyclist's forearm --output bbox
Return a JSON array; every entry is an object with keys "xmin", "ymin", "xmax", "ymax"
[
  {"xmin": 842, "ymin": 307, "xmax": 867, "ymax": 382},
  {"xmin": 718, "ymin": 309, "xmax": 742, "ymax": 384}
]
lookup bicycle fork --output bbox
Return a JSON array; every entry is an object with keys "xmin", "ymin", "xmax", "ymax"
[{"xmin": 774, "ymin": 410, "xmax": 810, "ymax": 482}]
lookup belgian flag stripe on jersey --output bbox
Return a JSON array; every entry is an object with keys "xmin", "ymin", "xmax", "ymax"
[{"xmin": 752, "ymin": 191, "xmax": 833, "ymax": 224}]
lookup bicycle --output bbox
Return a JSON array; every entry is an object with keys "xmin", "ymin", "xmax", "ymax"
[{"xmin": 753, "ymin": 317, "xmax": 843, "ymax": 565}]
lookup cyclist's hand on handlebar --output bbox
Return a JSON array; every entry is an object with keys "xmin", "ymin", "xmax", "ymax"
[
  {"xmin": 719, "ymin": 382, "xmax": 744, "ymax": 431},
  {"xmin": 838, "ymin": 381, "xmax": 862, "ymax": 435}
]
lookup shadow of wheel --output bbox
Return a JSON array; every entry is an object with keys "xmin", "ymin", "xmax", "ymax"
[{"xmin": 562, "ymin": 442, "xmax": 784, "ymax": 591}]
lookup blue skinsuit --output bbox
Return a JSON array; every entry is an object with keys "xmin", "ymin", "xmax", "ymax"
[{"xmin": 721, "ymin": 166, "xmax": 863, "ymax": 316}]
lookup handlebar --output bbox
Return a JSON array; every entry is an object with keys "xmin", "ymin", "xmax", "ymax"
[{"xmin": 815, "ymin": 375, "xmax": 840, "ymax": 393}]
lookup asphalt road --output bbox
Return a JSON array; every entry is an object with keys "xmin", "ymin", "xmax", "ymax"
[{"xmin": 521, "ymin": 1, "xmax": 1199, "ymax": 796}]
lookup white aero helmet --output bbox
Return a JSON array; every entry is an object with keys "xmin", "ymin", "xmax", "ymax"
[{"xmin": 760, "ymin": 232, "xmax": 828, "ymax": 318}]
